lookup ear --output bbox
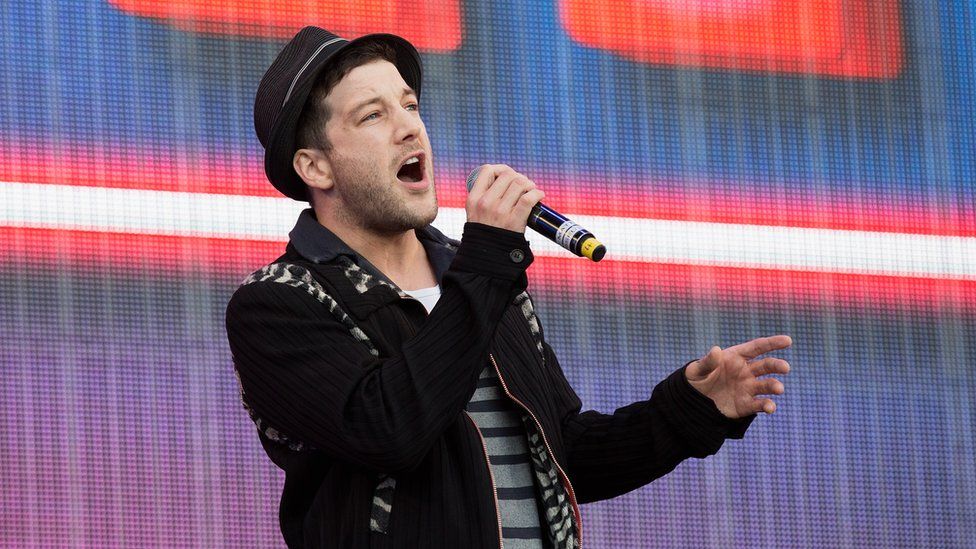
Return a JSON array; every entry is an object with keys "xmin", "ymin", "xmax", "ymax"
[{"xmin": 293, "ymin": 148, "xmax": 334, "ymax": 192}]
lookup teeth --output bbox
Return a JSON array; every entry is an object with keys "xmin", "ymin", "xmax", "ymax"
[{"xmin": 404, "ymin": 157, "xmax": 419, "ymax": 165}]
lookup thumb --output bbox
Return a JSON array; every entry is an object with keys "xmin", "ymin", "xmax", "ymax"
[{"xmin": 697, "ymin": 345, "xmax": 722, "ymax": 375}]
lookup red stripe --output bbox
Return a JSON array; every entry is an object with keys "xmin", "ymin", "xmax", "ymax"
[
  {"xmin": 560, "ymin": 0, "xmax": 902, "ymax": 78},
  {"xmin": 108, "ymin": 0, "xmax": 461, "ymax": 51},
  {"xmin": 0, "ymin": 146, "xmax": 282, "ymax": 197},
  {"xmin": 3, "ymin": 227, "xmax": 973, "ymax": 313},
  {"xmin": 2, "ymin": 149, "xmax": 973, "ymax": 238}
]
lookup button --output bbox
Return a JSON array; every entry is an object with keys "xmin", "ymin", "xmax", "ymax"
[{"xmin": 509, "ymin": 249, "xmax": 525, "ymax": 263}]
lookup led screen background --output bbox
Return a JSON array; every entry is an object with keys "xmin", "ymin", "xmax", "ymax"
[{"xmin": 1, "ymin": 0, "xmax": 974, "ymax": 547}]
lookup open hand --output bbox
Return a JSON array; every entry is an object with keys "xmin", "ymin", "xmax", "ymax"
[{"xmin": 685, "ymin": 335, "xmax": 792, "ymax": 419}]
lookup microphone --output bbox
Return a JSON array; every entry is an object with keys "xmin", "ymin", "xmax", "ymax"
[{"xmin": 466, "ymin": 168, "xmax": 606, "ymax": 262}]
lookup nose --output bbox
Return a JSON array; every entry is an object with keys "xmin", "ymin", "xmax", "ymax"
[{"xmin": 393, "ymin": 105, "xmax": 423, "ymax": 144}]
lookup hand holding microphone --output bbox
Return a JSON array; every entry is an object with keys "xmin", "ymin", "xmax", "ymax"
[
  {"xmin": 466, "ymin": 165, "xmax": 606, "ymax": 262},
  {"xmin": 465, "ymin": 164, "xmax": 545, "ymax": 233}
]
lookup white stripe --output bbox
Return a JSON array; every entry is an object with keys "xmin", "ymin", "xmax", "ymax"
[
  {"xmin": 1, "ymin": 181, "xmax": 974, "ymax": 280},
  {"xmin": 282, "ymin": 37, "xmax": 348, "ymax": 107}
]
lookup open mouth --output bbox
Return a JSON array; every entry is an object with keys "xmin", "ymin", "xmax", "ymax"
[{"xmin": 396, "ymin": 153, "xmax": 425, "ymax": 183}]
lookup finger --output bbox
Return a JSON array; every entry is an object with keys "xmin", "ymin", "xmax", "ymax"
[
  {"xmin": 693, "ymin": 346, "xmax": 723, "ymax": 376},
  {"xmin": 732, "ymin": 335, "xmax": 792, "ymax": 360},
  {"xmin": 510, "ymin": 187, "xmax": 544, "ymax": 220},
  {"xmin": 751, "ymin": 377, "xmax": 784, "ymax": 396},
  {"xmin": 466, "ymin": 164, "xmax": 501, "ymax": 200},
  {"xmin": 749, "ymin": 398, "xmax": 777, "ymax": 415},
  {"xmin": 498, "ymin": 175, "xmax": 536, "ymax": 212},
  {"xmin": 482, "ymin": 168, "xmax": 519, "ymax": 204},
  {"xmin": 749, "ymin": 358, "xmax": 791, "ymax": 377}
]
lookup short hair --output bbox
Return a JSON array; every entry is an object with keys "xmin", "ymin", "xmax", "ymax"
[{"xmin": 294, "ymin": 40, "xmax": 398, "ymax": 153}]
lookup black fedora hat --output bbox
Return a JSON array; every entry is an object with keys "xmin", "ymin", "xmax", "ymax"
[{"xmin": 254, "ymin": 26, "xmax": 423, "ymax": 201}]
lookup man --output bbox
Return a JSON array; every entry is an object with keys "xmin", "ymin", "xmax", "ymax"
[{"xmin": 227, "ymin": 26, "xmax": 792, "ymax": 548}]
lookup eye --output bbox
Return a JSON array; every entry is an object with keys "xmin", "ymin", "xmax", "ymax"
[
  {"xmin": 405, "ymin": 102, "xmax": 419, "ymax": 112},
  {"xmin": 361, "ymin": 111, "xmax": 380, "ymax": 123}
]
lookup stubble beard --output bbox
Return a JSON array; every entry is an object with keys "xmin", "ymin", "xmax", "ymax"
[{"xmin": 331, "ymin": 154, "xmax": 438, "ymax": 235}]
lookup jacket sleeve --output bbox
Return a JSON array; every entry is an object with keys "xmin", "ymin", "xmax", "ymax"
[
  {"xmin": 548, "ymin": 344, "xmax": 754, "ymax": 503},
  {"xmin": 226, "ymin": 223, "xmax": 532, "ymax": 473}
]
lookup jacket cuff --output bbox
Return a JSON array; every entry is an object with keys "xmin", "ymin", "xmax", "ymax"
[
  {"xmin": 655, "ymin": 362, "xmax": 754, "ymax": 456},
  {"xmin": 451, "ymin": 222, "xmax": 534, "ymax": 281}
]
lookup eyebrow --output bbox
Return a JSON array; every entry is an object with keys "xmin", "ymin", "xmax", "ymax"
[{"xmin": 347, "ymin": 86, "xmax": 418, "ymax": 118}]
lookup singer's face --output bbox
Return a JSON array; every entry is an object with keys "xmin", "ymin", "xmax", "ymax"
[{"xmin": 320, "ymin": 60, "xmax": 437, "ymax": 234}]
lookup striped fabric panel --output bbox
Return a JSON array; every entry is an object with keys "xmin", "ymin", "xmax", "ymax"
[{"xmin": 466, "ymin": 367, "xmax": 546, "ymax": 548}]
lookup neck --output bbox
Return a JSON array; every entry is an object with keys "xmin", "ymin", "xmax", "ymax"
[{"xmin": 313, "ymin": 204, "xmax": 437, "ymax": 291}]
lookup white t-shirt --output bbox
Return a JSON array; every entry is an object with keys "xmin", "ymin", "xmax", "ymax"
[{"xmin": 403, "ymin": 285, "xmax": 441, "ymax": 314}]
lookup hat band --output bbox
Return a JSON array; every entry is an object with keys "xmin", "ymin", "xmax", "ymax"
[{"xmin": 282, "ymin": 37, "xmax": 349, "ymax": 108}]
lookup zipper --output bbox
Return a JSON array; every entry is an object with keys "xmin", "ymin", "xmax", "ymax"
[
  {"xmin": 464, "ymin": 411, "xmax": 504, "ymax": 549},
  {"xmin": 488, "ymin": 354, "xmax": 582, "ymax": 549}
]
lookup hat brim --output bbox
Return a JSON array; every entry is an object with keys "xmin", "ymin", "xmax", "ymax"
[{"xmin": 264, "ymin": 33, "xmax": 423, "ymax": 201}]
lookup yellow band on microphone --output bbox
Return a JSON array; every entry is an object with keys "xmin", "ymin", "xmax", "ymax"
[{"xmin": 580, "ymin": 237, "xmax": 606, "ymax": 262}]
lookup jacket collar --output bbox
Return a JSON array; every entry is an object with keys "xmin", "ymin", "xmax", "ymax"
[
  {"xmin": 287, "ymin": 208, "xmax": 459, "ymax": 318},
  {"xmin": 289, "ymin": 208, "xmax": 359, "ymax": 265}
]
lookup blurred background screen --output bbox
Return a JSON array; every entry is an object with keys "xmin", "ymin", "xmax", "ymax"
[{"xmin": 1, "ymin": 0, "xmax": 974, "ymax": 546}]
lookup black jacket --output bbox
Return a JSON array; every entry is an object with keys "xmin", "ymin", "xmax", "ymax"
[{"xmin": 225, "ymin": 212, "xmax": 752, "ymax": 548}]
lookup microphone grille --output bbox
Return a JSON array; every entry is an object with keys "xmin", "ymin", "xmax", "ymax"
[{"xmin": 465, "ymin": 167, "xmax": 482, "ymax": 192}]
